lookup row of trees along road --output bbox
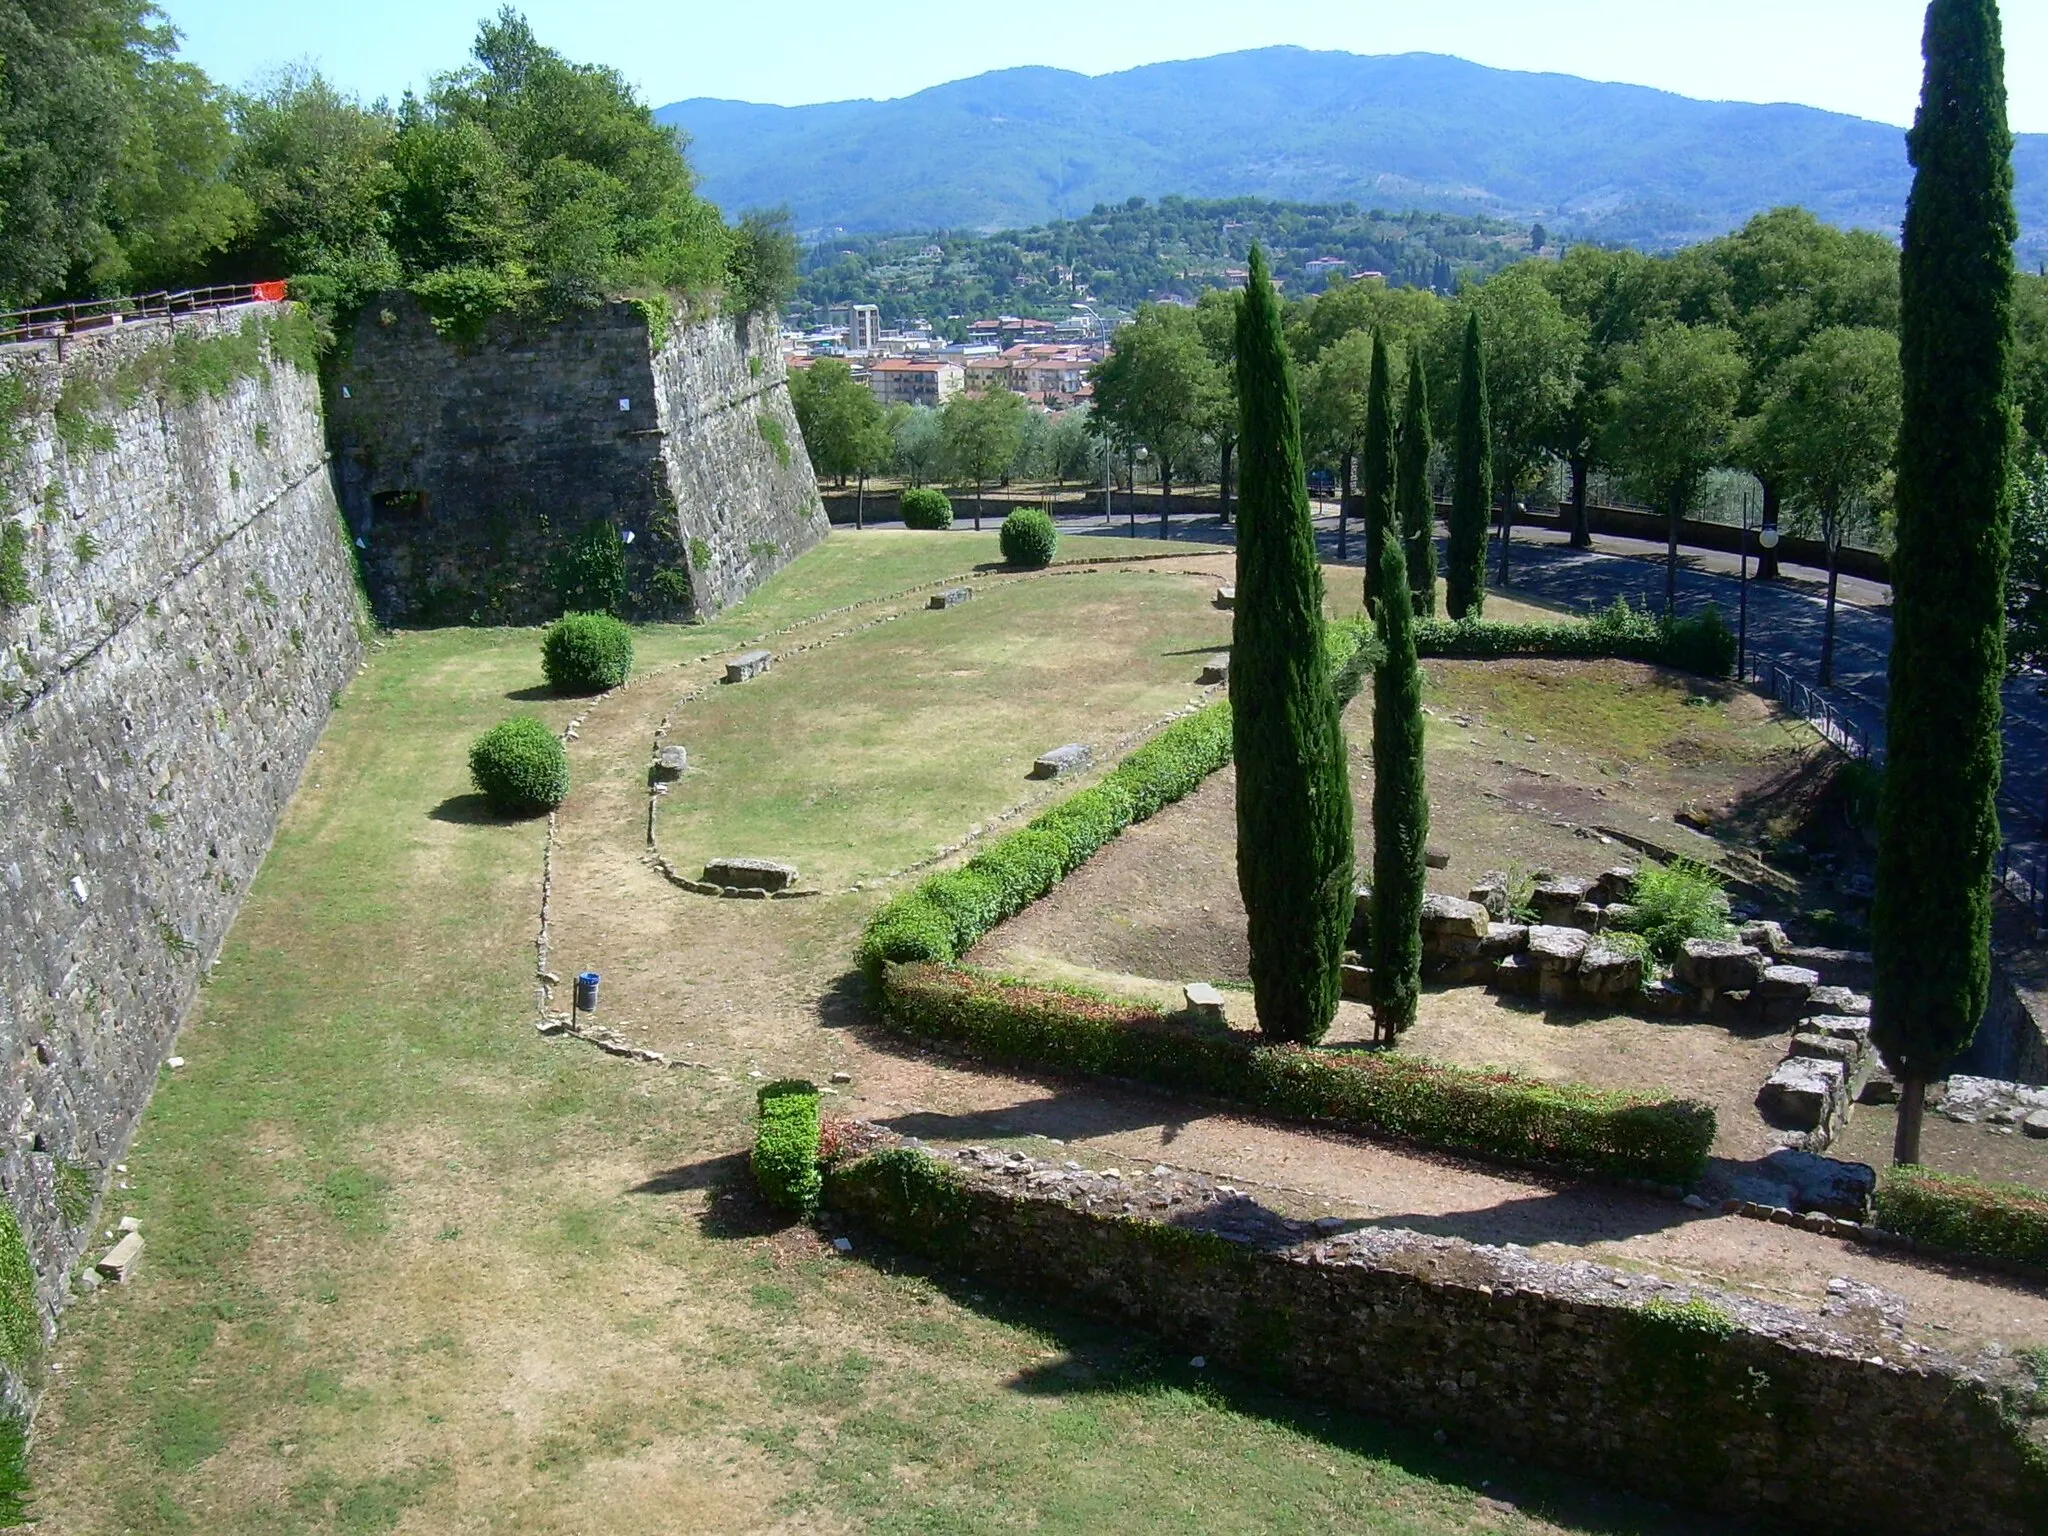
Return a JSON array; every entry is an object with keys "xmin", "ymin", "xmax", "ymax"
[{"xmin": 1084, "ymin": 205, "xmax": 2048, "ymax": 685}]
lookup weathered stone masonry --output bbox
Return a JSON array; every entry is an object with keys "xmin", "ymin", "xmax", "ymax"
[
  {"xmin": 326, "ymin": 296, "xmax": 827, "ymax": 625},
  {"xmin": 0, "ymin": 305, "xmax": 362, "ymax": 1412}
]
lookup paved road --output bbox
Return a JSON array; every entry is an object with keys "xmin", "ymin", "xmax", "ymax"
[{"xmin": 1043, "ymin": 506, "xmax": 2048, "ymax": 867}]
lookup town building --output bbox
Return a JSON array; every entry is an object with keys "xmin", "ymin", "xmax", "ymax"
[{"xmin": 865, "ymin": 357, "xmax": 964, "ymax": 407}]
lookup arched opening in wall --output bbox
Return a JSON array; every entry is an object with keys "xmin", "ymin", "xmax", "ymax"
[{"xmin": 371, "ymin": 490, "xmax": 428, "ymax": 520}]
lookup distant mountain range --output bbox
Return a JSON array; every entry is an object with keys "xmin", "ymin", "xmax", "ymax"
[{"xmin": 656, "ymin": 47, "xmax": 2048, "ymax": 257}]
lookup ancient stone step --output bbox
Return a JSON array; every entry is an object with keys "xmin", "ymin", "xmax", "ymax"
[
  {"xmin": 1419, "ymin": 894, "xmax": 1490, "ymax": 941},
  {"xmin": 1198, "ymin": 655, "xmax": 1231, "ymax": 685},
  {"xmin": 1032, "ymin": 744, "xmax": 1092, "ymax": 779},
  {"xmin": 928, "ymin": 587, "xmax": 972, "ymax": 610},
  {"xmin": 725, "ymin": 650, "xmax": 773, "ymax": 683},
  {"xmin": 1758, "ymin": 1056, "xmax": 1846, "ymax": 1132},
  {"xmin": 1675, "ymin": 938, "xmax": 1767, "ymax": 995},
  {"xmin": 1214, "ymin": 585, "xmax": 1236, "ymax": 609},
  {"xmin": 701, "ymin": 857, "xmax": 798, "ymax": 893},
  {"xmin": 95, "ymin": 1231, "xmax": 144, "ymax": 1283}
]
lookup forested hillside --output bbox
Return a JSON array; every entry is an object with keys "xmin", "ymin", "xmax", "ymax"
[
  {"xmin": 659, "ymin": 47, "xmax": 2048, "ymax": 262},
  {"xmin": 795, "ymin": 198, "xmax": 1530, "ymax": 326}
]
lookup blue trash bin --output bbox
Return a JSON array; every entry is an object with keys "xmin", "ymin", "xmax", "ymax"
[{"xmin": 574, "ymin": 971, "xmax": 600, "ymax": 1014}]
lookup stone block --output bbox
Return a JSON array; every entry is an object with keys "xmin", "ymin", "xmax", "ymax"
[
  {"xmin": 1477, "ymin": 923, "xmax": 1529, "ymax": 959},
  {"xmin": 1199, "ymin": 654, "xmax": 1231, "ymax": 685},
  {"xmin": 1804, "ymin": 1015, "xmax": 1873, "ymax": 1051},
  {"xmin": 96, "ymin": 1231, "xmax": 144, "ymax": 1283},
  {"xmin": 725, "ymin": 649, "xmax": 773, "ymax": 683},
  {"xmin": 1183, "ymin": 983, "xmax": 1227, "ymax": 1022},
  {"xmin": 1531, "ymin": 877, "xmax": 1595, "ymax": 924},
  {"xmin": 1419, "ymin": 894, "xmax": 1490, "ymax": 941},
  {"xmin": 1570, "ymin": 902, "xmax": 1605, "ymax": 932},
  {"xmin": 653, "ymin": 744, "xmax": 688, "ymax": 781},
  {"xmin": 1491, "ymin": 952, "xmax": 1539, "ymax": 997},
  {"xmin": 2025, "ymin": 1110, "xmax": 2048, "ymax": 1140},
  {"xmin": 1758, "ymin": 1056, "xmax": 1846, "ymax": 1132},
  {"xmin": 1739, "ymin": 919, "xmax": 1793, "ymax": 956},
  {"xmin": 1805, "ymin": 985, "xmax": 1870, "ymax": 1017},
  {"xmin": 1601, "ymin": 902, "xmax": 1638, "ymax": 930},
  {"xmin": 701, "ymin": 857, "xmax": 798, "ymax": 892},
  {"xmin": 1468, "ymin": 878, "xmax": 1508, "ymax": 920},
  {"xmin": 1593, "ymin": 866, "xmax": 1639, "ymax": 902},
  {"xmin": 1758, "ymin": 1148, "xmax": 1876, "ymax": 1218},
  {"xmin": 1425, "ymin": 846, "xmax": 1451, "ymax": 870},
  {"xmin": 1640, "ymin": 977, "xmax": 1700, "ymax": 1017},
  {"xmin": 1340, "ymin": 963, "xmax": 1375, "ymax": 1002},
  {"xmin": 928, "ymin": 586, "xmax": 973, "ymax": 610},
  {"xmin": 1674, "ymin": 939, "xmax": 1767, "ymax": 995},
  {"xmin": 1577, "ymin": 941, "xmax": 1645, "ymax": 999},
  {"xmin": 1526, "ymin": 926, "xmax": 1589, "ymax": 974},
  {"xmin": 1032, "ymin": 744, "xmax": 1093, "ymax": 779},
  {"xmin": 1756, "ymin": 964, "xmax": 1820, "ymax": 1002},
  {"xmin": 1214, "ymin": 585, "xmax": 1236, "ymax": 609}
]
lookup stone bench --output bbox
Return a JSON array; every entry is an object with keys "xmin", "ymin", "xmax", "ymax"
[
  {"xmin": 702, "ymin": 857, "xmax": 798, "ymax": 893},
  {"xmin": 1199, "ymin": 654, "xmax": 1231, "ymax": 685},
  {"xmin": 1214, "ymin": 585, "xmax": 1236, "ymax": 609},
  {"xmin": 1183, "ymin": 983, "xmax": 1226, "ymax": 1023},
  {"xmin": 1032, "ymin": 744, "xmax": 1092, "ymax": 779},
  {"xmin": 929, "ymin": 587, "xmax": 972, "ymax": 610},
  {"xmin": 725, "ymin": 650, "xmax": 773, "ymax": 683}
]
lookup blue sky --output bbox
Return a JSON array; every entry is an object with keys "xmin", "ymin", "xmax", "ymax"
[{"xmin": 171, "ymin": 0, "xmax": 2046, "ymax": 131}]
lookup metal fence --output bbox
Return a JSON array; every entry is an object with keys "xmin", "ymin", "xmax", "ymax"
[
  {"xmin": 1749, "ymin": 655, "xmax": 1880, "ymax": 762},
  {"xmin": 1995, "ymin": 844, "xmax": 2048, "ymax": 928},
  {"xmin": 0, "ymin": 282, "xmax": 287, "ymax": 347}
]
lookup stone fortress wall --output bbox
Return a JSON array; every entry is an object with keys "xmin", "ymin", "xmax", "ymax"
[
  {"xmin": 325, "ymin": 297, "xmax": 827, "ymax": 625},
  {"xmin": 0, "ymin": 304, "xmax": 364, "ymax": 1414}
]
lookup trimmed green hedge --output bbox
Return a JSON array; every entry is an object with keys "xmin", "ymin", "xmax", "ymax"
[
  {"xmin": 900, "ymin": 488, "xmax": 953, "ymax": 530},
  {"xmin": 1875, "ymin": 1167, "xmax": 2048, "ymax": 1268},
  {"xmin": 879, "ymin": 965, "xmax": 1716, "ymax": 1185},
  {"xmin": 468, "ymin": 715, "xmax": 569, "ymax": 814},
  {"xmin": 1000, "ymin": 506, "xmax": 1059, "ymax": 567},
  {"xmin": 1415, "ymin": 598, "xmax": 1736, "ymax": 678},
  {"xmin": 753, "ymin": 1079, "xmax": 824, "ymax": 1216},
  {"xmin": 542, "ymin": 611, "xmax": 634, "ymax": 693},
  {"xmin": 857, "ymin": 703, "xmax": 1235, "ymax": 983}
]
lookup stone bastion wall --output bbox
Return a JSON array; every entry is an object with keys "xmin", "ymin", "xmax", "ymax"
[
  {"xmin": 325, "ymin": 296, "xmax": 828, "ymax": 625},
  {"xmin": 0, "ymin": 303, "xmax": 363, "ymax": 1416}
]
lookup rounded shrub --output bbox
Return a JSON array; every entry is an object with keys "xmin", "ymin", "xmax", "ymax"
[
  {"xmin": 542, "ymin": 611, "xmax": 634, "ymax": 694},
  {"xmin": 900, "ymin": 487, "xmax": 953, "ymax": 530},
  {"xmin": 999, "ymin": 506, "xmax": 1059, "ymax": 567},
  {"xmin": 469, "ymin": 715, "xmax": 569, "ymax": 815}
]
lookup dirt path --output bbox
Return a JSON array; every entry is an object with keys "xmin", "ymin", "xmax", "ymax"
[{"xmin": 541, "ymin": 555, "xmax": 2048, "ymax": 1367}]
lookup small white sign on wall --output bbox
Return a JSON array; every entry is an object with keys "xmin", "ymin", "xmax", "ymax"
[{"xmin": 618, "ymin": 397, "xmax": 631, "ymax": 412}]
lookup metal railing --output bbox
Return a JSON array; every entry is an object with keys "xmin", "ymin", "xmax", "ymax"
[
  {"xmin": 0, "ymin": 282, "xmax": 287, "ymax": 347},
  {"xmin": 1750, "ymin": 654, "xmax": 1879, "ymax": 762},
  {"xmin": 1995, "ymin": 844, "xmax": 2048, "ymax": 928}
]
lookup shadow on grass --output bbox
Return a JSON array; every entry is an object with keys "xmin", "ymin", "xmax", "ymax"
[
  {"xmin": 427, "ymin": 793, "xmax": 535, "ymax": 825},
  {"xmin": 835, "ymin": 1229, "xmax": 1741, "ymax": 1536},
  {"xmin": 629, "ymin": 1149, "xmax": 798, "ymax": 1241},
  {"xmin": 504, "ymin": 684, "xmax": 557, "ymax": 701}
]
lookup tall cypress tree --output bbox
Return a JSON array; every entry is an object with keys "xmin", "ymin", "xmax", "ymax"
[
  {"xmin": 1397, "ymin": 348, "xmax": 1437, "ymax": 617},
  {"xmin": 1359, "ymin": 333, "xmax": 1396, "ymax": 615},
  {"xmin": 1871, "ymin": 0, "xmax": 2017, "ymax": 1167},
  {"xmin": 1446, "ymin": 313, "xmax": 1493, "ymax": 620},
  {"xmin": 1232, "ymin": 246, "xmax": 1355, "ymax": 1045},
  {"xmin": 1370, "ymin": 516, "xmax": 1428, "ymax": 1045}
]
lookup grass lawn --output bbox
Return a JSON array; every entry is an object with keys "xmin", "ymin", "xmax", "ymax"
[{"xmin": 31, "ymin": 533, "xmax": 1726, "ymax": 1535}]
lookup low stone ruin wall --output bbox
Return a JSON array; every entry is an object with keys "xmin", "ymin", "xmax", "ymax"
[{"xmin": 825, "ymin": 1136, "xmax": 2046, "ymax": 1535}]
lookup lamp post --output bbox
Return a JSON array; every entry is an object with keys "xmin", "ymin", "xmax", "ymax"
[{"xmin": 1739, "ymin": 501, "xmax": 1779, "ymax": 680}]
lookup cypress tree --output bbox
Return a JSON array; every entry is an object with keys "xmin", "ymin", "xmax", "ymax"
[
  {"xmin": 1359, "ymin": 333, "xmax": 1396, "ymax": 615},
  {"xmin": 1397, "ymin": 348, "xmax": 1437, "ymax": 617},
  {"xmin": 1232, "ymin": 246, "xmax": 1355, "ymax": 1045},
  {"xmin": 1446, "ymin": 312, "xmax": 1493, "ymax": 620},
  {"xmin": 1871, "ymin": 0, "xmax": 2017, "ymax": 1167},
  {"xmin": 1370, "ymin": 515, "xmax": 1428, "ymax": 1045}
]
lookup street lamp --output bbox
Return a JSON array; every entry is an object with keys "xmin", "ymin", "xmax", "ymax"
[{"xmin": 1739, "ymin": 495, "xmax": 1779, "ymax": 679}]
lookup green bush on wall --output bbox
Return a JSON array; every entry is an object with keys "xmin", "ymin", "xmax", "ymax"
[
  {"xmin": 878, "ymin": 965, "xmax": 1716, "ymax": 1185},
  {"xmin": 999, "ymin": 506, "xmax": 1059, "ymax": 567},
  {"xmin": 468, "ymin": 716, "xmax": 569, "ymax": 815},
  {"xmin": 1610, "ymin": 860, "xmax": 1733, "ymax": 963},
  {"xmin": 900, "ymin": 488, "xmax": 953, "ymax": 530},
  {"xmin": 753, "ymin": 1079, "xmax": 824, "ymax": 1216},
  {"xmin": 542, "ymin": 612, "xmax": 634, "ymax": 694}
]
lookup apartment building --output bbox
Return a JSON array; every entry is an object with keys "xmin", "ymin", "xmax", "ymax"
[{"xmin": 865, "ymin": 357, "xmax": 965, "ymax": 407}]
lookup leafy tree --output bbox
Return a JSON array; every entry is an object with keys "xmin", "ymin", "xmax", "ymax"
[
  {"xmin": 1436, "ymin": 263, "xmax": 1583, "ymax": 586},
  {"xmin": 219, "ymin": 69, "xmax": 400, "ymax": 310},
  {"xmin": 1287, "ymin": 271, "xmax": 1443, "ymax": 367},
  {"xmin": 1358, "ymin": 334, "xmax": 1396, "ymax": 614},
  {"xmin": 1608, "ymin": 321, "xmax": 1747, "ymax": 615},
  {"xmin": 1745, "ymin": 326, "xmax": 1902, "ymax": 683},
  {"xmin": 888, "ymin": 404, "xmax": 945, "ymax": 486},
  {"xmin": 1370, "ymin": 496, "xmax": 1428, "ymax": 1044},
  {"xmin": 2014, "ymin": 269, "xmax": 2048, "ymax": 454},
  {"xmin": 789, "ymin": 357, "xmax": 890, "ymax": 524},
  {"xmin": 100, "ymin": 48, "xmax": 249, "ymax": 293},
  {"xmin": 1088, "ymin": 301, "xmax": 1221, "ymax": 536},
  {"xmin": 1301, "ymin": 330, "xmax": 1374, "ymax": 559},
  {"xmin": 1872, "ymin": 0, "xmax": 2017, "ymax": 1168},
  {"xmin": 726, "ymin": 207, "xmax": 799, "ymax": 314},
  {"xmin": 1397, "ymin": 348, "xmax": 1436, "ymax": 616},
  {"xmin": 941, "ymin": 386, "xmax": 1029, "ymax": 530},
  {"xmin": 1232, "ymin": 246, "xmax": 1353, "ymax": 1045},
  {"xmin": 1445, "ymin": 313, "xmax": 1493, "ymax": 620},
  {"xmin": 1541, "ymin": 244, "xmax": 1666, "ymax": 548},
  {"xmin": 1194, "ymin": 288, "xmax": 1241, "ymax": 519},
  {"xmin": 1036, "ymin": 406, "xmax": 1099, "ymax": 487},
  {"xmin": 2010, "ymin": 450, "xmax": 2048, "ymax": 675}
]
